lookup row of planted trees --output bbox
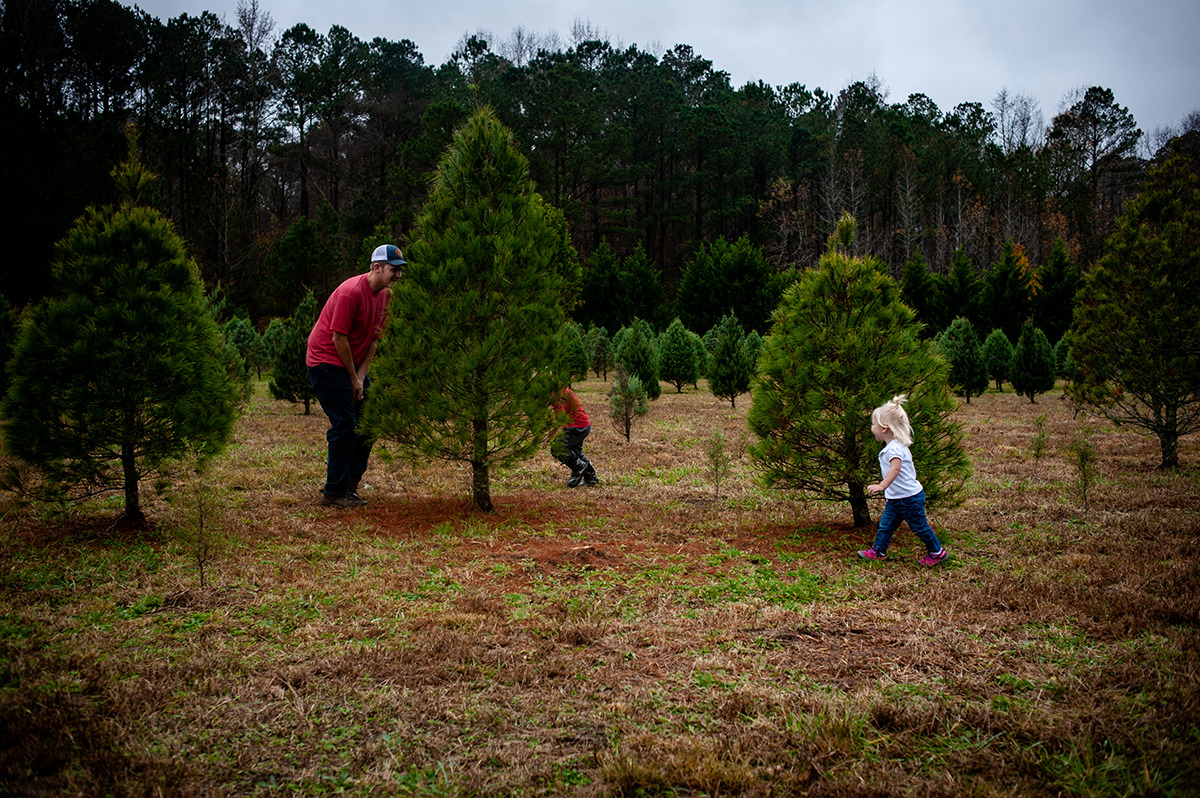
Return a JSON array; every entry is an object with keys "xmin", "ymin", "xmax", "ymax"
[
  {"xmin": 2, "ymin": 108, "xmax": 1198, "ymax": 526},
  {"xmin": 571, "ymin": 224, "xmax": 1085, "ymax": 346},
  {"xmin": 4, "ymin": 0, "xmax": 1192, "ymax": 325}
]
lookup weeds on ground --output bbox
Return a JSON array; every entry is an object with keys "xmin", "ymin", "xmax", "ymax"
[
  {"xmin": 1066, "ymin": 423, "xmax": 1099, "ymax": 514},
  {"xmin": 0, "ymin": 382, "xmax": 1197, "ymax": 796}
]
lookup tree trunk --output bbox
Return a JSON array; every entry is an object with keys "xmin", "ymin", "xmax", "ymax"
[
  {"xmin": 121, "ymin": 439, "xmax": 144, "ymax": 524},
  {"xmin": 1159, "ymin": 405, "xmax": 1179, "ymax": 468},
  {"xmin": 849, "ymin": 482, "xmax": 871, "ymax": 528},
  {"xmin": 471, "ymin": 460, "xmax": 493, "ymax": 512},
  {"xmin": 472, "ymin": 416, "xmax": 493, "ymax": 512}
]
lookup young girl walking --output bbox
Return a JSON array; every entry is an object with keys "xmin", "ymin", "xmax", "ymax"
[{"xmin": 857, "ymin": 394, "xmax": 948, "ymax": 567}]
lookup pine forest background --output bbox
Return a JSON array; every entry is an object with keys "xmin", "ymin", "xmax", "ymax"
[{"xmin": 2, "ymin": 0, "xmax": 1198, "ymax": 335}]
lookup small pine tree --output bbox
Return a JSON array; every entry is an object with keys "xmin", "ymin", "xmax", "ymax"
[
  {"xmin": 1066, "ymin": 424, "xmax": 1098, "ymax": 514},
  {"xmin": 743, "ymin": 330, "xmax": 763, "ymax": 367},
  {"xmin": 608, "ymin": 363, "xmax": 649, "ymax": 441},
  {"xmin": 937, "ymin": 316, "xmax": 989, "ymax": 403},
  {"xmin": 1029, "ymin": 413, "xmax": 1050, "ymax": 464},
  {"xmin": 260, "ymin": 317, "xmax": 287, "ymax": 363},
  {"xmin": 1066, "ymin": 154, "xmax": 1200, "ymax": 467},
  {"xmin": 703, "ymin": 431, "xmax": 733, "ymax": 501},
  {"xmin": 1, "ymin": 157, "xmax": 240, "ymax": 522},
  {"xmin": 221, "ymin": 316, "xmax": 261, "ymax": 379},
  {"xmin": 657, "ymin": 318, "xmax": 700, "ymax": 393},
  {"xmin": 585, "ymin": 325, "xmax": 613, "ymax": 381},
  {"xmin": 561, "ymin": 322, "xmax": 590, "ymax": 382},
  {"xmin": 1010, "ymin": 320, "xmax": 1057, "ymax": 403},
  {"xmin": 981, "ymin": 328, "xmax": 1014, "ymax": 391},
  {"xmin": 1053, "ymin": 336, "xmax": 1071, "ymax": 377},
  {"xmin": 748, "ymin": 213, "xmax": 970, "ymax": 528},
  {"xmin": 708, "ymin": 312, "xmax": 754, "ymax": 408},
  {"xmin": 268, "ymin": 291, "xmax": 319, "ymax": 414},
  {"xmin": 610, "ymin": 326, "xmax": 629, "ymax": 363},
  {"xmin": 615, "ymin": 319, "xmax": 661, "ymax": 400}
]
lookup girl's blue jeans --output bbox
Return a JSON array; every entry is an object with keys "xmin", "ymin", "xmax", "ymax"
[{"xmin": 873, "ymin": 490, "xmax": 942, "ymax": 555}]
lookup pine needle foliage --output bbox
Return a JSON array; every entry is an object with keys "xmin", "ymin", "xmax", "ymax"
[
  {"xmin": 268, "ymin": 290, "xmax": 319, "ymax": 414},
  {"xmin": 1066, "ymin": 155, "xmax": 1200, "ymax": 467},
  {"xmin": 608, "ymin": 363, "xmax": 649, "ymax": 442},
  {"xmin": 707, "ymin": 312, "xmax": 755, "ymax": 408},
  {"xmin": 982, "ymin": 328, "xmax": 1014, "ymax": 391},
  {"xmin": 748, "ymin": 214, "xmax": 970, "ymax": 527},
  {"xmin": 1, "ymin": 201, "xmax": 239, "ymax": 523},
  {"xmin": 561, "ymin": 321, "xmax": 590, "ymax": 382},
  {"xmin": 362, "ymin": 108, "xmax": 572, "ymax": 512},
  {"xmin": 615, "ymin": 319, "xmax": 661, "ymax": 400},
  {"xmin": 937, "ymin": 316, "xmax": 989, "ymax": 403},
  {"xmin": 1010, "ymin": 320, "xmax": 1056, "ymax": 403},
  {"xmin": 657, "ymin": 318, "xmax": 700, "ymax": 393}
]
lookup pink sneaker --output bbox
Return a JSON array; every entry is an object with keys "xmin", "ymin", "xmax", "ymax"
[
  {"xmin": 856, "ymin": 548, "xmax": 886, "ymax": 561},
  {"xmin": 919, "ymin": 548, "xmax": 949, "ymax": 567}
]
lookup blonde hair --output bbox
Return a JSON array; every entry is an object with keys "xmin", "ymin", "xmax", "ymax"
[{"xmin": 872, "ymin": 394, "xmax": 914, "ymax": 446}]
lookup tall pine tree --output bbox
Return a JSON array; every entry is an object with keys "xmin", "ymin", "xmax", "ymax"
[
  {"xmin": 983, "ymin": 240, "xmax": 1035, "ymax": 345},
  {"xmin": 362, "ymin": 108, "xmax": 572, "ymax": 512},
  {"xmin": 576, "ymin": 239, "xmax": 623, "ymax": 333},
  {"xmin": 1066, "ymin": 155, "xmax": 1200, "ymax": 466},
  {"xmin": 939, "ymin": 248, "xmax": 982, "ymax": 331},
  {"xmin": 900, "ymin": 251, "xmax": 943, "ymax": 337},
  {"xmin": 1033, "ymin": 238, "xmax": 1081, "ymax": 347}
]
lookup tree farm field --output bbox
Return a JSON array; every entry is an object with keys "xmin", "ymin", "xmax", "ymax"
[{"xmin": 2, "ymin": 378, "xmax": 1198, "ymax": 796}]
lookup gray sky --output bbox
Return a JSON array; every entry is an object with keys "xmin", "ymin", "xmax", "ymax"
[{"xmin": 133, "ymin": 0, "xmax": 1199, "ymax": 140}]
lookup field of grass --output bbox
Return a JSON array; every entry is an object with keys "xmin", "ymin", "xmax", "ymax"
[{"xmin": 2, "ymin": 377, "xmax": 1198, "ymax": 796}]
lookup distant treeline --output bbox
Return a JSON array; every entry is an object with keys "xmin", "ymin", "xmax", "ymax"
[{"xmin": 2, "ymin": 0, "xmax": 1196, "ymax": 325}]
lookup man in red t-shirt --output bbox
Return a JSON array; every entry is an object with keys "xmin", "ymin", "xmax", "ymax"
[
  {"xmin": 551, "ymin": 385, "xmax": 599, "ymax": 487},
  {"xmin": 306, "ymin": 244, "xmax": 404, "ymax": 507}
]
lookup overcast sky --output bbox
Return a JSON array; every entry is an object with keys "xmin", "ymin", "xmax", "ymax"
[{"xmin": 133, "ymin": 0, "xmax": 1199, "ymax": 140}]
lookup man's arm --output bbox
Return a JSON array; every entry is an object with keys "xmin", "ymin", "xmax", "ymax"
[
  {"xmin": 356, "ymin": 339, "xmax": 378, "ymax": 385},
  {"xmin": 332, "ymin": 332, "xmax": 364, "ymax": 401}
]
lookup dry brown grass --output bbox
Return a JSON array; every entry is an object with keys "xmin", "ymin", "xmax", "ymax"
[{"xmin": 1, "ymin": 378, "xmax": 1198, "ymax": 796}]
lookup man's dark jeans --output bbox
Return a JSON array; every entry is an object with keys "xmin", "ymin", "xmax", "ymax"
[{"xmin": 308, "ymin": 364, "xmax": 372, "ymax": 498}]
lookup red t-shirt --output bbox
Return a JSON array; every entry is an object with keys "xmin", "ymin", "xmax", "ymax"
[
  {"xmin": 553, "ymin": 387, "xmax": 590, "ymax": 428},
  {"xmin": 305, "ymin": 274, "xmax": 390, "ymax": 369}
]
